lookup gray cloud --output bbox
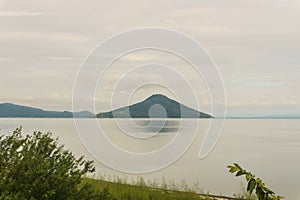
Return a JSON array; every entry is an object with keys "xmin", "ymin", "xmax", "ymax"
[
  {"xmin": 0, "ymin": 0, "xmax": 299, "ymax": 115},
  {"xmin": 0, "ymin": 11, "xmax": 45, "ymax": 17}
]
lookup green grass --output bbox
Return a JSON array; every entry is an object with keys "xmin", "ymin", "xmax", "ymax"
[{"xmin": 83, "ymin": 178, "xmax": 223, "ymax": 200}]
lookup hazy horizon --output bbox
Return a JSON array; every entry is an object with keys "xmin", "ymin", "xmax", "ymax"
[{"xmin": 1, "ymin": 98, "xmax": 299, "ymax": 118}]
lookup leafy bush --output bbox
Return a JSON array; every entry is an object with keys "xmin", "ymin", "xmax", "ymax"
[
  {"xmin": 227, "ymin": 163, "xmax": 284, "ymax": 200},
  {"xmin": 0, "ymin": 127, "xmax": 111, "ymax": 200}
]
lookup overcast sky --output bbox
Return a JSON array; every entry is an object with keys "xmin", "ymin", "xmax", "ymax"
[{"xmin": 0, "ymin": 0, "xmax": 299, "ymax": 116}]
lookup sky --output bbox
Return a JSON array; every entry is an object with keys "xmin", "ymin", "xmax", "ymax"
[{"xmin": 0, "ymin": 0, "xmax": 300, "ymax": 116}]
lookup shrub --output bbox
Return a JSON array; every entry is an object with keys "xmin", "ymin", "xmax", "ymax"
[{"xmin": 0, "ymin": 127, "xmax": 109, "ymax": 200}]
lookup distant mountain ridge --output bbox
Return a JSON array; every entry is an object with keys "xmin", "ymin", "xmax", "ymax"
[
  {"xmin": 0, "ymin": 103, "xmax": 95, "ymax": 118},
  {"xmin": 97, "ymin": 94, "xmax": 212, "ymax": 118}
]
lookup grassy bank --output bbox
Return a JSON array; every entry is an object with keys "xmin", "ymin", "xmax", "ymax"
[{"xmin": 83, "ymin": 178, "xmax": 236, "ymax": 200}]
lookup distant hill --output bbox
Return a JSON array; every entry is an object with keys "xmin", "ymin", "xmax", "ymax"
[
  {"xmin": 97, "ymin": 94, "xmax": 212, "ymax": 118},
  {"xmin": 0, "ymin": 103, "xmax": 95, "ymax": 118}
]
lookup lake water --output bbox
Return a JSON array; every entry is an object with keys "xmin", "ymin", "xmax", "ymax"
[{"xmin": 0, "ymin": 118, "xmax": 299, "ymax": 199}]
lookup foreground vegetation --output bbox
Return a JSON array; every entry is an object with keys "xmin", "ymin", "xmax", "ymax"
[
  {"xmin": 0, "ymin": 128, "xmax": 102, "ymax": 199},
  {"xmin": 82, "ymin": 178, "xmax": 235, "ymax": 200},
  {"xmin": 0, "ymin": 128, "xmax": 283, "ymax": 200},
  {"xmin": 228, "ymin": 164, "xmax": 284, "ymax": 200}
]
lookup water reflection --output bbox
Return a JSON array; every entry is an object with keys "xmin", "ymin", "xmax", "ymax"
[
  {"xmin": 133, "ymin": 119, "xmax": 180, "ymax": 132},
  {"xmin": 132, "ymin": 119, "xmax": 180, "ymax": 133}
]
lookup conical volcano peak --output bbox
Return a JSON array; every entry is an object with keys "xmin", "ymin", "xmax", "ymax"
[
  {"xmin": 147, "ymin": 94, "xmax": 170, "ymax": 99},
  {"xmin": 97, "ymin": 94, "xmax": 213, "ymax": 118},
  {"xmin": 144, "ymin": 94, "xmax": 174, "ymax": 102}
]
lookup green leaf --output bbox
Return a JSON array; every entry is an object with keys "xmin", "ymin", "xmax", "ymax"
[
  {"xmin": 233, "ymin": 163, "xmax": 242, "ymax": 170},
  {"xmin": 256, "ymin": 186, "xmax": 265, "ymax": 200},
  {"xmin": 264, "ymin": 186, "xmax": 274, "ymax": 195},
  {"xmin": 247, "ymin": 178, "xmax": 256, "ymax": 194},
  {"xmin": 246, "ymin": 173, "xmax": 252, "ymax": 181},
  {"xmin": 236, "ymin": 170, "xmax": 246, "ymax": 177},
  {"xmin": 227, "ymin": 165, "xmax": 238, "ymax": 173}
]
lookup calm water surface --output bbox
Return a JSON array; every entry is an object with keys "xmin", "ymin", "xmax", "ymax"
[{"xmin": 0, "ymin": 118, "xmax": 299, "ymax": 199}]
